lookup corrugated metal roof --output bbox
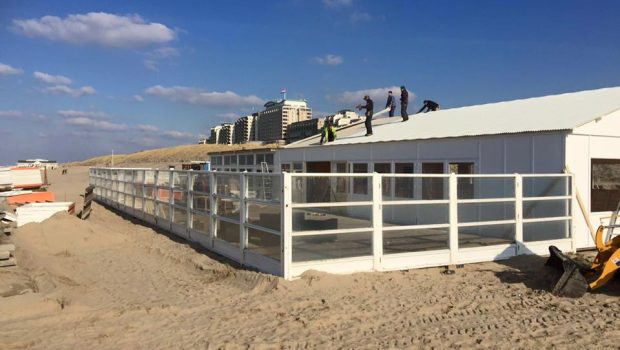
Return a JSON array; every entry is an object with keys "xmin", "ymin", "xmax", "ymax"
[{"xmin": 287, "ymin": 86, "xmax": 620, "ymax": 148}]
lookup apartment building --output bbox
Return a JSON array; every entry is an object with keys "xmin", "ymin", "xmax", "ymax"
[
  {"xmin": 256, "ymin": 99, "xmax": 312, "ymax": 142},
  {"xmin": 233, "ymin": 115, "xmax": 257, "ymax": 144}
]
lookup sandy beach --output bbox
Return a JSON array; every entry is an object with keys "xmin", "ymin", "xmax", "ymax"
[{"xmin": 0, "ymin": 166, "xmax": 618, "ymax": 349}]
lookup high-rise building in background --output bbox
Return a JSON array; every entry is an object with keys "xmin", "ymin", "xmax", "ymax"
[
  {"xmin": 256, "ymin": 100, "xmax": 312, "ymax": 142},
  {"xmin": 218, "ymin": 123, "xmax": 235, "ymax": 145},
  {"xmin": 208, "ymin": 125, "xmax": 223, "ymax": 144},
  {"xmin": 233, "ymin": 115, "xmax": 257, "ymax": 144}
]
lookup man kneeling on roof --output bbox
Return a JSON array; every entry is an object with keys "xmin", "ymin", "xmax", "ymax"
[
  {"xmin": 417, "ymin": 99, "xmax": 440, "ymax": 113},
  {"xmin": 320, "ymin": 117, "xmax": 337, "ymax": 145}
]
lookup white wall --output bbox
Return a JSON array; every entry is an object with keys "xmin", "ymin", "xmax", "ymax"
[
  {"xmin": 278, "ymin": 132, "xmax": 567, "ymax": 174},
  {"xmin": 566, "ymin": 109, "xmax": 620, "ymax": 248}
]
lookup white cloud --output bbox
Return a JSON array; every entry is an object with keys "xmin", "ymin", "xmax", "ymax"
[
  {"xmin": 44, "ymin": 85, "xmax": 96, "ymax": 97},
  {"xmin": 216, "ymin": 112, "xmax": 239, "ymax": 120},
  {"xmin": 315, "ymin": 54, "xmax": 344, "ymax": 66},
  {"xmin": 161, "ymin": 130, "xmax": 194, "ymax": 139},
  {"xmin": 350, "ymin": 12, "xmax": 373, "ymax": 23},
  {"xmin": 12, "ymin": 12, "xmax": 175, "ymax": 48},
  {"xmin": 136, "ymin": 124, "xmax": 159, "ymax": 132},
  {"xmin": 332, "ymin": 86, "xmax": 407, "ymax": 105},
  {"xmin": 145, "ymin": 85, "xmax": 264, "ymax": 107},
  {"xmin": 0, "ymin": 63, "xmax": 23, "ymax": 75},
  {"xmin": 58, "ymin": 110, "xmax": 107, "ymax": 119},
  {"xmin": 64, "ymin": 116, "xmax": 127, "ymax": 131},
  {"xmin": 323, "ymin": 0, "xmax": 353, "ymax": 7},
  {"xmin": 0, "ymin": 110, "xmax": 23, "ymax": 117},
  {"xmin": 33, "ymin": 71, "xmax": 72, "ymax": 84},
  {"xmin": 144, "ymin": 46, "xmax": 180, "ymax": 71},
  {"xmin": 133, "ymin": 94, "xmax": 144, "ymax": 102}
]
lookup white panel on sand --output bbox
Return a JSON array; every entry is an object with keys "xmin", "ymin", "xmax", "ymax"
[
  {"xmin": 0, "ymin": 167, "xmax": 11, "ymax": 188},
  {"xmin": 16, "ymin": 202, "xmax": 75, "ymax": 227},
  {"xmin": 10, "ymin": 168, "xmax": 44, "ymax": 188}
]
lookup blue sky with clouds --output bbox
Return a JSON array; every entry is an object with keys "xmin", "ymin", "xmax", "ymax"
[{"xmin": 1, "ymin": 0, "xmax": 619, "ymax": 164}]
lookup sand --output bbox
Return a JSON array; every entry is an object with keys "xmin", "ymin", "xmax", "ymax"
[{"xmin": 0, "ymin": 166, "xmax": 619, "ymax": 349}]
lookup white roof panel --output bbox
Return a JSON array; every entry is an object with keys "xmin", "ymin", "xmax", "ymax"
[{"xmin": 287, "ymin": 86, "xmax": 620, "ymax": 148}]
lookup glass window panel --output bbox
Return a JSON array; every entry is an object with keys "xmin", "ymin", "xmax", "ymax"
[
  {"xmin": 450, "ymin": 163, "xmax": 475, "ymax": 199},
  {"xmin": 281, "ymin": 163, "xmax": 291, "ymax": 172},
  {"xmin": 156, "ymin": 188, "xmax": 171, "ymax": 202},
  {"xmin": 374, "ymin": 163, "xmax": 391, "ymax": 197},
  {"xmin": 335, "ymin": 163, "xmax": 348, "ymax": 193},
  {"xmin": 247, "ymin": 175, "xmax": 281, "ymax": 201},
  {"xmin": 216, "ymin": 198, "xmax": 240, "ymax": 221},
  {"xmin": 191, "ymin": 212, "xmax": 210, "ymax": 235},
  {"xmin": 192, "ymin": 173, "xmax": 210, "ymax": 193},
  {"xmin": 247, "ymin": 228, "xmax": 280, "ymax": 261},
  {"xmin": 215, "ymin": 174, "xmax": 241, "ymax": 197},
  {"xmin": 248, "ymin": 203, "xmax": 280, "ymax": 232},
  {"xmin": 145, "ymin": 170, "xmax": 156, "ymax": 185},
  {"xmin": 352, "ymin": 163, "xmax": 368, "ymax": 195},
  {"xmin": 383, "ymin": 228, "xmax": 449, "ymax": 254},
  {"xmin": 145, "ymin": 200, "xmax": 156, "ymax": 215},
  {"xmin": 523, "ymin": 199, "xmax": 570, "ymax": 219},
  {"xmin": 124, "ymin": 170, "xmax": 133, "ymax": 182},
  {"xmin": 172, "ymin": 172, "xmax": 189, "ymax": 190},
  {"xmin": 265, "ymin": 154, "xmax": 274, "ymax": 165},
  {"xmin": 144, "ymin": 185, "xmax": 157, "ymax": 199},
  {"xmin": 459, "ymin": 223, "xmax": 514, "ymax": 248},
  {"xmin": 461, "ymin": 177, "xmax": 515, "ymax": 199},
  {"xmin": 156, "ymin": 171, "xmax": 170, "ymax": 186},
  {"xmin": 173, "ymin": 207, "xmax": 188, "ymax": 227},
  {"xmin": 394, "ymin": 163, "xmax": 414, "ymax": 199},
  {"xmin": 173, "ymin": 190, "xmax": 188, "ymax": 207},
  {"xmin": 193, "ymin": 194, "xmax": 210, "ymax": 212},
  {"xmin": 590, "ymin": 159, "xmax": 620, "ymax": 212},
  {"xmin": 292, "ymin": 206, "xmax": 372, "ymax": 231},
  {"xmin": 524, "ymin": 220, "xmax": 571, "ymax": 242},
  {"xmin": 134, "ymin": 197, "xmax": 143, "ymax": 210},
  {"xmin": 458, "ymin": 202, "xmax": 515, "ymax": 223},
  {"xmin": 383, "ymin": 204, "xmax": 449, "ymax": 226},
  {"xmin": 524, "ymin": 176, "xmax": 569, "ymax": 198},
  {"xmin": 134, "ymin": 185, "xmax": 144, "ymax": 197},
  {"xmin": 216, "ymin": 219, "xmax": 240, "ymax": 245},
  {"xmin": 292, "ymin": 231, "xmax": 372, "ymax": 262},
  {"xmin": 256, "ymin": 154, "xmax": 265, "ymax": 164},
  {"xmin": 292, "ymin": 176, "xmax": 371, "ymax": 203},
  {"xmin": 157, "ymin": 202, "xmax": 170, "ymax": 219},
  {"xmin": 134, "ymin": 170, "xmax": 144, "ymax": 183},
  {"xmin": 422, "ymin": 163, "xmax": 445, "ymax": 199}
]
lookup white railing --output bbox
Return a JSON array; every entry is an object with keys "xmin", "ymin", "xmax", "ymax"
[{"xmin": 89, "ymin": 168, "xmax": 575, "ymax": 279}]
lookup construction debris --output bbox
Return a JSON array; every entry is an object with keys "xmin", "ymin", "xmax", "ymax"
[
  {"xmin": 0, "ymin": 243, "xmax": 16, "ymax": 267},
  {"xmin": 16, "ymin": 202, "xmax": 75, "ymax": 227}
]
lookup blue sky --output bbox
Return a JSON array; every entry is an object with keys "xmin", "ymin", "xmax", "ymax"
[{"xmin": 1, "ymin": 0, "xmax": 619, "ymax": 164}]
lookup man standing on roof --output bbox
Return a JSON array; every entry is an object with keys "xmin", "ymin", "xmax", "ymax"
[
  {"xmin": 386, "ymin": 90, "xmax": 396, "ymax": 117},
  {"xmin": 357, "ymin": 95, "xmax": 374, "ymax": 136},
  {"xmin": 417, "ymin": 100, "xmax": 440, "ymax": 113},
  {"xmin": 400, "ymin": 86, "xmax": 409, "ymax": 122}
]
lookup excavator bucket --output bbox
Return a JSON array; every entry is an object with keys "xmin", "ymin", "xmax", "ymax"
[{"xmin": 546, "ymin": 246, "xmax": 589, "ymax": 298}]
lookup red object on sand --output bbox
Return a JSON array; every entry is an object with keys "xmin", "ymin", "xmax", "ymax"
[{"xmin": 7, "ymin": 191, "xmax": 55, "ymax": 205}]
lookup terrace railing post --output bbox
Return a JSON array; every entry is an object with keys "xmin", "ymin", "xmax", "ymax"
[
  {"xmin": 515, "ymin": 174, "xmax": 523, "ymax": 254},
  {"xmin": 449, "ymin": 173, "xmax": 458, "ymax": 264},
  {"xmin": 186, "ymin": 171, "xmax": 191, "ymax": 239},
  {"xmin": 168, "ymin": 171, "xmax": 173, "ymax": 228},
  {"xmin": 282, "ymin": 172, "xmax": 292, "ymax": 279},
  {"xmin": 570, "ymin": 174, "xmax": 577, "ymax": 253},
  {"xmin": 239, "ymin": 173, "xmax": 247, "ymax": 263},
  {"xmin": 372, "ymin": 173, "xmax": 383, "ymax": 270},
  {"xmin": 209, "ymin": 172, "xmax": 216, "ymax": 247}
]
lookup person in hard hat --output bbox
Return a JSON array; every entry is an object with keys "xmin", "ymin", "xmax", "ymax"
[
  {"xmin": 386, "ymin": 90, "xmax": 396, "ymax": 117},
  {"xmin": 356, "ymin": 95, "xmax": 374, "ymax": 136},
  {"xmin": 417, "ymin": 100, "xmax": 440, "ymax": 113},
  {"xmin": 320, "ymin": 117, "xmax": 337, "ymax": 145}
]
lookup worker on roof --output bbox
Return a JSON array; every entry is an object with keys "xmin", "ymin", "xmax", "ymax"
[
  {"xmin": 320, "ymin": 117, "xmax": 337, "ymax": 145},
  {"xmin": 386, "ymin": 90, "xmax": 396, "ymax": 117},
  {"xmin": 356, "ymin": 95, "xmax": 374, "ymax": 136},
  {"xmin": 417, "ymin": 100, "xmax": 440, "ymax": 113},
  {"xmin": 400, "ymin": 86, "xmax": 409, "ymax": 122}
]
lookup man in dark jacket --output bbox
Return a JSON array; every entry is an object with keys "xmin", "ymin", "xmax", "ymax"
[
  {"xmin": 417, "ymin": 100, "xmax": 440, "ymax": 113},
  {"xmin": 357, "ymin": 95, "xmax": 374, "ymax": 136},
  {"xmin": 400, "ymin": 86, "xmax": 409, "ymax": 121},
  {"xmin": 386, "ymin": 91, "xmax": 396, "ymax": 117}
]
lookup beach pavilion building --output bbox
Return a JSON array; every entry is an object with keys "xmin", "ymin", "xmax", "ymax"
[
  {"xmin": 90, "ymin": 86, "xmax": 620, "ymax": 278},
  {"xmin": 278, "ymin": 87, "xmax": 620, "ymax": 251}
]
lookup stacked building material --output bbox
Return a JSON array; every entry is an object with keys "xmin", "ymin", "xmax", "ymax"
[{"xmin": 15, "ymin": 202, "xmax": 75, "ymax": 227}]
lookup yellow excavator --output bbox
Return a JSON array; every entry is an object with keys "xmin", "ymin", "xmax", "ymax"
[{"xmin": 547, "ymin": 224, "xmax": 620, "ymax": 297}]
